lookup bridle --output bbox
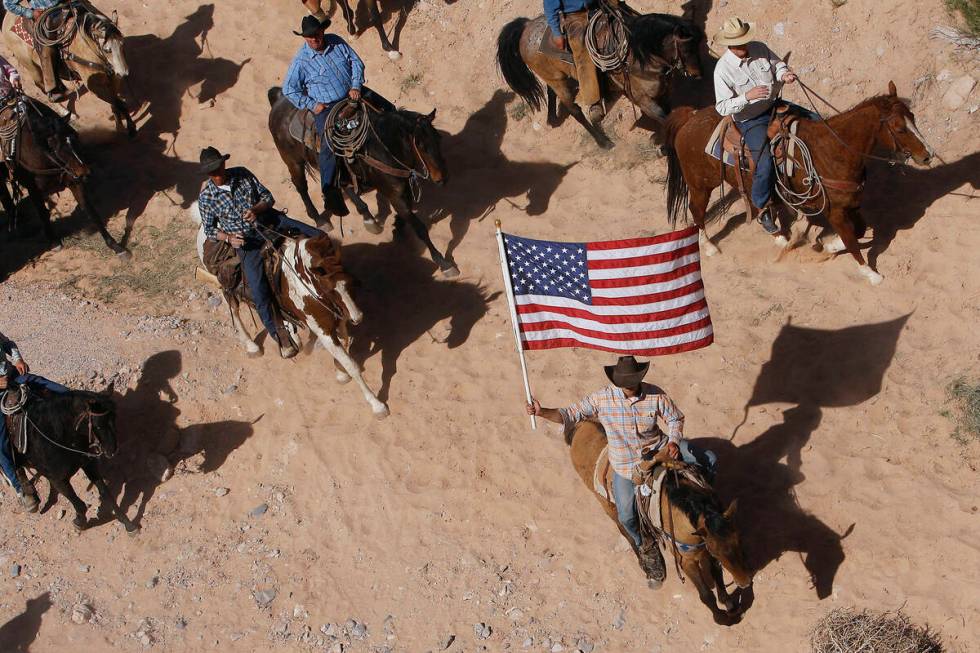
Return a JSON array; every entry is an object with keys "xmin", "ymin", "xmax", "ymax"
[
  {"xmin": 663, "ymin": 32, "xmax": 696, "ymax": 78},
  {"xmin": 71, "ymin": 406, "xmax": 110, "ymax": 457},
  {"xmin": 9, "ymin": 94, "xmax": 88, "ymax": 182},
  {"xmin": 35, "ymin": 3, "xmax": 122, "ymax": 78}
]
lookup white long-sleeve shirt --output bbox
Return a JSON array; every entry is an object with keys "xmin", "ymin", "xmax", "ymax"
[
  {"xmin": 0, "ymin": 55, "xmax": 20, "ymax": 99},
  {"xmin": 713, "ymin": 42, "xmax": 789, "ymax": 122},
  {"xmin": 0, "ymin": 330, "xmax": 22, "ymax": 362}
]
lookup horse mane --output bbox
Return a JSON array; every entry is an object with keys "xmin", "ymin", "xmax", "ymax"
[
  {"xmin": 626, "ymin": 12, "xmax": 702, "ymax": 68},
  {"xmin": 836, "ymin": 93, "xmax": 909, "ymax": 117},
  {"xmin": 666, "ymin": 479, "xmax": 731, "ymax": 536}
]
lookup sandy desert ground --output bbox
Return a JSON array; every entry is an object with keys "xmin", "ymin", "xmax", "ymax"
[{"xmin": 0, "ymin": 0, "xmax": 978, "ymax": 651}]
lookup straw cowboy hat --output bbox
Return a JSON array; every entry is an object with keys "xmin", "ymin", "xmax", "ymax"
[
  {"xmin": 604, "ymin": 356, "xmax": 650, "ymax": 388},
  {"xmin": 198, "ymin": 146, "xmax": 230, "ymax": 174},
  {"xmin": 712, "ymin": 17, "xmax": 756, "ymax": 47}
]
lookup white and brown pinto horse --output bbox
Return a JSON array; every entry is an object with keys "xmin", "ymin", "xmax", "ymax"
[{"xmin": 190, "ymin": 202, "xmax": 388, "ymax": 418}]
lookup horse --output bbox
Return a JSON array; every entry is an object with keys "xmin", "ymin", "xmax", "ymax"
[
  {"xmin": 664, "ymin": 82, "xmax": 934, "ymax": 285},
  {"xmin": 496, "ymin": 9, "xmax": 703, "ymax": 149},
  {"xmin": 1, "ymin": 1, "xmax": 135, "ymax": 137},
  {"xmin": 267, "ymin": 86, "xmax": 458, "ymax": 276},
  {"xmin": 568, "ymin": 421, "xmax": 752, "ymax": 624},
  {"xmin": 190, "ymin": 203, "xmax": 389, "ymax": 419},
  {"xmin": 11, "ymin": 386, "xmax": 139, "ymax": 533},
  {"xmin": 304, "ymin": 0, "xmax": 407, "ymax": 60},
  {"xmin": 0, "ymin": 94, "xmax": 127, "ymax": 256}
]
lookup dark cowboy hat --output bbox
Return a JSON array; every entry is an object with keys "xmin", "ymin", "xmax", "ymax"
[
  {"xmin": 293, "ymin": 14, "xmax": 331, "ymax": 37},
  {"xmin": 604, "ymin": 355, "xmax": 650, "ymax": 388},
  {"xmin": 199, "ymin": 146, "xmax": 230, "ymax": 174}
]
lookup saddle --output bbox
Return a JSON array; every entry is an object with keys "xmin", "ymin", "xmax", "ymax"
[
  {"xmin": 2, "ymin": 385, "xmax": 30, "ymax": 455},
  {"xmin": 0, "ymin": 98, "xmax": 26, "ymax": 162},
  {"xmin": 288, "ymin": 108, "xmax": 320, "ymax": 152},
  {"xmin": 529, "ymin": 17, "xmax": 574, "ymax": 65}
]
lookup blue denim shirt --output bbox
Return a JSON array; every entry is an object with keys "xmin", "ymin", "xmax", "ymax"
[
  {"xmin": 283, "ymin": 37, "xmax": 365, "ymax": 111},
  {"xmin": 544, "ymin": 0, "xmax": 592, "ymax": 35}
]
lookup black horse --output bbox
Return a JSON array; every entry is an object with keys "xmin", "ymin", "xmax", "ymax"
[
  {"xmin": 0, "ymin": 95, "xmax": 127, "ymax": 256},
  {"xmin": 12, "ymin": 388, "xmax": 138, "ymax": 533},
  {"xmin": 267, "ymin": 87, "xmax": 458, "ymax": 276}
]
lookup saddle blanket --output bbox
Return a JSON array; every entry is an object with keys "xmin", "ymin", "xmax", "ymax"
[
  {"xmin": 705, "ymin": 117, "xmax": 799, "ymax": 177},
  {"xmin": 11, "ymin": 17, "xmax": 35, "ymax": 49}
]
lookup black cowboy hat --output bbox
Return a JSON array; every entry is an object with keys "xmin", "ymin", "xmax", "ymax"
[
  {"xmin": 199, "ymin": 146, "xmax": 230, "ymax": 174},
  {"xmin": 293, "ymin": 14, "xmax": 331, "ymax": 37},
  {"xmin": 604, "ymin": 356, "xmax": 650, "ymax": 388}
]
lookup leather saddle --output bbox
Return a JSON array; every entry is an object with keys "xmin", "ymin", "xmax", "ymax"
[
  {"xmin": 717, "ymin": 103, "xmax": 807, "ymax": 177},
  {"xmin": 528, "ymin": 16, "xmax": 574, "ymax": 65},
  {"xmin": 287, "ymin": 102, "xmax": 365, "ymax": 153},
  {"xmin": 2, "ymin": 385, "xmax": 29, "ymax": 455}
]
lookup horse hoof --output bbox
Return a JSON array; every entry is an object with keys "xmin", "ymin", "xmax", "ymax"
[
  {"xmin": 126, "ymin": 524, "xmax": 141, "ymax": 536},
  {"xmin": 336, "ymin": 371, "xmax": 352, "ymax": 385},
  {"xmin": 72, "ymin": 519, "xmax": 86, "ymax": 532},
  {"xmin": 51, "ymin": 244, "xmax": 64, "ymax": 253},
  {"xmin": 858, "ymin": 265, "xmax": 883, "ymax": 286},
  {"xmin": 363, "ymin": 219, "xmax": 383, "ymax": 235},
  {"xmin": 702, "ymin": 240, "xmax": 720, "ymax": 257},
  {"xmin": 318, "ymin": 219, "xmax": 335, "ymax": 233},
  {"xmin": 246, "ymin": 348, "xmax": 261, "ymax": 358},
  {"xmin": 440, "ymin": 265, "xmax": 460, "ymax": 278},
  {"xmin": 387, "ymin": 50, "xmax": 402, "ymax": 61},
  {"xmin": 599, "ymin": 139, "xmax": 615, "ymax": 150},
  {"xmin": 773, "ymin": 235, "xmax": 790, "ymax": 249},
  {"xmin": 116, "ymin": 250, "xmax": 132, "ymax": 261},
  {"xmin": 373, "ymin": 405, "xmax": 390, "ymax": 420}
]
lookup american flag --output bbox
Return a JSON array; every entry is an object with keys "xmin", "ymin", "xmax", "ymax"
[{"xmin": 500, "ymin": 226, "xmax": 713, "ymax": 355}]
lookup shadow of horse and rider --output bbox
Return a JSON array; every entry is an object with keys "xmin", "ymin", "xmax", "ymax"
[{"xmin": 692, "ymin": 314, "xmax": 909, "ymax": 601}]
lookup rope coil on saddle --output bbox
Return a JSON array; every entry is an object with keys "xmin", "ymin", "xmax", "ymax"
[
  {"xmin": 32, "ymin": 4, "xmax": 78, "ymax": 48},
  {"xmin": 771, "ymin": 131, "xmax": 828, "ymax": 217},
  {"xmin": 585, "ymin": 2, "xmax": 630, "ymax": 72},
  {"xmin": 1, "ymin": 385, "xmax": 29, "ymax": 415},
  {"xmin": 326, "ymin": 100, "xmax": 370, "ymax": 161}
]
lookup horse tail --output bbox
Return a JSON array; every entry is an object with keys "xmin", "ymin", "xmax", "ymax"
[
  {"xmin": 665, "ymin": 107, "xmax": 696, "ymax": 228},
  {"xmin": 268, "ymin": 86, "xmax": 283, "ymax": 107},
  {"xmin": 496, "ymin": 18, "xmax": 543, "ymax": 111}
]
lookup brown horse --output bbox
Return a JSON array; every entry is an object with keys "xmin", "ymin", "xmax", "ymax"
[
  {"xmin": 497, "ymin": 10, "xmax": 703, "ymax": 149},
  {"xmin": 569, "ymin": 421, "xmax": 752, "ymax": 624},
  {"xmin": 1, "ymin": 1, "xmax": 135, "ymax": 136},
  {"xmin": 664, "ymin": 82, "xmax": 934, "ymax": 285}
]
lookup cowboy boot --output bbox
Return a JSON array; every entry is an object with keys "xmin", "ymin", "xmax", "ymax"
[
  {"xmin": 274, "ymin": 324, "xmax": 298, "ymax": 359},
  {"xmin": 638, "ymin": 538, "xmax": 666, "ymax": 589},
  {"xmin": 15, "ymin": 468, "xmax": 38, "ymax": 513},
  {"xmin": 758, "ymin": 204, "xmax": 779, "ymax": 234}
]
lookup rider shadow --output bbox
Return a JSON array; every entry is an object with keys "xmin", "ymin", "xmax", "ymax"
[
  {"xmin": 863, "ymin": 151, "xmax": 980, "ymax": 269},
  {"xmin": 0, "ymin": 592, "xmax": 50, "ymax": 653},
  {"xmin": 343, "ymin": 241, "xmax": 499, "ymax": 403},
  {"xmin": 101, "ymin": 350, "xmax": 254, "ymax": 527},
  {"xmin": 123, "ymin": 3, "xmax": 251, "ymax": 139},
  {"xmin": 695, "ymin": 314, "xmax": 909, "ymax": 600},
  {"xmin": 421, "ymin": 90, "xmax": 573, "ymax": 259}
]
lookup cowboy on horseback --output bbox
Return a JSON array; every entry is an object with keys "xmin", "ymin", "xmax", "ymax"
[
  {"xmin": 0, "ymin": 330, "xmax": 68, "ymax": 512},
  {"xmin": 197, "ymin": 146, "xmax": 322, "ymax": 359},
  {"xmin": 527, "ymin": 355, "xmax": 717, "ymax": 587},
  {"xmin": 712, "ymin": 17, "xmax": 815, "ymax": 234},
  {"xmin": 3, "ymin": 0, "xmax": 68, "ymax": 101},
  {"xmin": 544, "ymin": 0, "xmax": 602, "ymax": 122},
  {"xmin": 282, "ymin": 14, "xmax": 365, "ymax": 218}
]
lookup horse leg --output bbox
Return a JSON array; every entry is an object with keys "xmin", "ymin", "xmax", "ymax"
[
  {"xmin": 551, "ymin": 79, "xmax": 613, "ymax": 149},
  {"xmin": 226, "ymin": 294, "xmax": 260, "ymax": 356},
  {"xmin": 709, "ymin": 558, "xmax": 738, "ymax": 614},
  {"xmin": 829, "ymin": 207, "xmax": 881, "ymax": 285},
  {"xmin": 67, "ymin": 183, "xmax": 128, "ymax": 257},
  {"xmin": 281, "ymin": 154, "xmax": 321, "ymax": 227},
  {"xmin": 689, "ymin": 186, "xmax": 719, "ymax": 256},
  {"xmin": 391, "ymin": 192, "xmax": 459, "ymax": 276},
  {"xmin": 681, "ymin": 555, "xmax": 734, "ymax": 625},
  {"xmin": 365, "ymin": 0, "xmax": 398, "ymax": 55},
  {"xmin": 318, "ymin": 331, "xmax": 388, "ymax": 418},
  {"xmin": 81, "ymin": 461, "xmax": 139, "ymax": 534},
  {"xmin": 546, "ymin": 86, "xmax": 560, "ymax": 127},
  {"xmin": 334, "ymin": 0, "xmax": 356, "ymax": 36},
  {"xmin": 0, "ymin": 178, "xmax": 17, "ymax": 231},
  {"xmin": 20, "ymin": 177, "xmax": 59, "ymax": 248},
  {"xmin": 343, "ymin": 187, "xmax": 381, "ymax": 234},
  {"xmin": 48, "ymin": 476, "xmax": 88, "ymax": 530}
]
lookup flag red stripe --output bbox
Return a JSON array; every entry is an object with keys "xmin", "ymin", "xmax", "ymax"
[
  {"xmin": 518, "ymin": 316, "xmax": 712, "ymax": 341},
  {"xmin": 523, "ymin": 333, "xmax": 715, "ymax": 356},
  {"xmin": 585, "ymin": 226, "xmax": 700, "ymax": 251},
  {"xmin": 516, "ymin": 298, "xmax": 708, "ymax": 324},
  {"xmin": 587, "ymin": 243, "xmax": 700, "ymax": 270},
  {"xmin": 591, "ymin": 280, "xmax": 704, "ymax": 306},
  {"xmin": 588, "ymin": 261, "xmax": 702, "ymax": 289}
]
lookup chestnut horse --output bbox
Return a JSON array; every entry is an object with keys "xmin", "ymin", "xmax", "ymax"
[
  {"xmin": 497, "ymin": 10, "xmax": 703, "ymax": 149},
  {"xmin": 664, "ymin": 82, "xmax": 933, "ymax": 285},
  {"xmin": 569, "ymin": 421, "xmax": 752, "ymax": 624}
]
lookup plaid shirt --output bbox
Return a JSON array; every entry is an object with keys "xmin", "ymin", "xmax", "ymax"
[
  {"xmin": 198, "ymin": 167, "xmax": 274, "ymax": 241},
  {"xmin": 560, "ymin": 384, "xmax": 685, "ymax": 478},
  {"xmin": 283, "ymin": 36, "xmax": 364, "ymax": 111},
  {"xmin": 3, "ymin": 0, "xmax": 62, "ymax": 19}
]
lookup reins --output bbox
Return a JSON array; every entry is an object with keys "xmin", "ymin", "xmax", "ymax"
[{"xmin": 19, "ymin": 400, "xmax": 108, "ymax": 459}]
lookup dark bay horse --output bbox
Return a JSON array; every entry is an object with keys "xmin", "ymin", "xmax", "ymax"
[
  {"xmin": 13, "ymin": 387, "xmax": 139, "ymax": 533},
  {"xmin": 665, "ymin": 82, "xmax": 933, "ymax": 285},
  {"xmin": 569, "ymin": 421, "xmax": 752, "ymax": 624},
  {"xmin": 497, "ymin": 9, "xmax": 703, "ymax": 149},
  {"xmin": 267, "ymin": 86, "xmax": 458, "ymax": 276},
  {"xmin": 0, "ymin": 95, "xmax": 127, "ymax": 256}
]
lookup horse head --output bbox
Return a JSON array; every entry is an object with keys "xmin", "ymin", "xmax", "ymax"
[
  {"xmin": 80, "ymin": 9, "xmax": 129, "ymax": 78},
  {"xmin": 876, "ymin": 81, "xmax": 933, "ymax": 166},
  {"xmin": 665, "ymin": 25, "xmax": 703, "ymax": 79},
  {"xmin": 298, "ymin": 235, "xmax": 363, "ymax": 326},
  {"xmin": 628, "ymin": 15, "xmax": 704, "ymax": 79},
  {"xmin": 694, "ymin": 499, "xmax": 753, "ymax": 589},
  {"xmin": 28, "ymin": 106, "xmax": 90, "ymax": 180},
  {"xmin": 411, "ymin": 109, "xmax": 448, "ymax": 185},
  {"xmin": 82, "ymin": 393, "xmax": 118, "ymax": 459}
]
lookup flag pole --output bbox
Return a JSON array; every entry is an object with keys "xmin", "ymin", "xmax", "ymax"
[{"xmin": 495, "ymin": 220, "xmax": 537, "ymax": 430}]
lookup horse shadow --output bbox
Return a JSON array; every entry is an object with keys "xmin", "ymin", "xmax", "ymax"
[
  {"xmin": 696, "ymin": 314, "xmax": 909, "ymax": 600},
  {"xmin": 102, "ymin": 350, "xmax": 254, "ymax": 528},
  {"xmin": 421, "ymin": 90, "xmax": 573, "ymax": 258},
  {"xmin": 0, "ymin": 195, "xmax": 98, "ymax": 281},
  {"xmin": 863, "ymin": 151, "xmax": 980, "ymax": 268},
  {"xmin": 347, "ymin": 0, "xmax": 418, "ymax": 52},
  {"xmin": 0, "ymin": 592, "xmax": 50, "ymax": 652},
  {"xmin": 343, "ymin": 241, "xmax": 498, "ymax": 402}
]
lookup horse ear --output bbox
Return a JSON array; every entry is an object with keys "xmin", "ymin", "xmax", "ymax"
[
  {"xmin": 887, "ymin": 81, "xmax": 897, "ymax": 97},
  {"xmin": 426, "ymin": 108, "xmax": 436, "ymax": 122},
  {"xmin": 103, "ymin": 380, "xmax": 115, "ymax": 396},
  {"xmin": 111, "ymin": 9, "xmax": 118, "ymax": 25},
  {"xmin": 723, "ymin": 499, "xmax": 738, "ymax": 520}
]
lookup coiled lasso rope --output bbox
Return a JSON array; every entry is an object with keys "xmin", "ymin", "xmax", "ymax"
[
  {"xmin": 32, "ymin": 4, "xmax": 78, "ymax": 48},
  {"xmin": 585, "ymin": 5, "xmax": 629, "ymax": 72},
  {"xmin": 0, "ymin": 385, "xmax": 29, "ymax": 416},
  {"xmin": 770, "ymin": 131, "xmax": 828, "ymax": 218},
  {"xmin": 326, "ymin": 100, "xmax": 369, "ymax": 161}
]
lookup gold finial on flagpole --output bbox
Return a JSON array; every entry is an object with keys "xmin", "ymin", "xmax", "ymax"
[{"xmin": 495, "ymin": 219, "xmax": 502, "ymax": 229}]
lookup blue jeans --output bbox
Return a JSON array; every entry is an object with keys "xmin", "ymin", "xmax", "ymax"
[
  {"xmin": 238, "ymin": 213, "xmax": 321, "ymax": 339},
  {"xmin": 611, "ymin": 440, "xmax": 718, "ymax": 548},
  {"xmin": 1, "ymin": 374, "xmax": 69, "ymax": 493},
  {"xmin": 314, "ymin": 107, "xmax": 338, "ymax": 196},
  {"xmin": 737, "ymin": 103, "xmax": 820, "ymax": 209}
]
